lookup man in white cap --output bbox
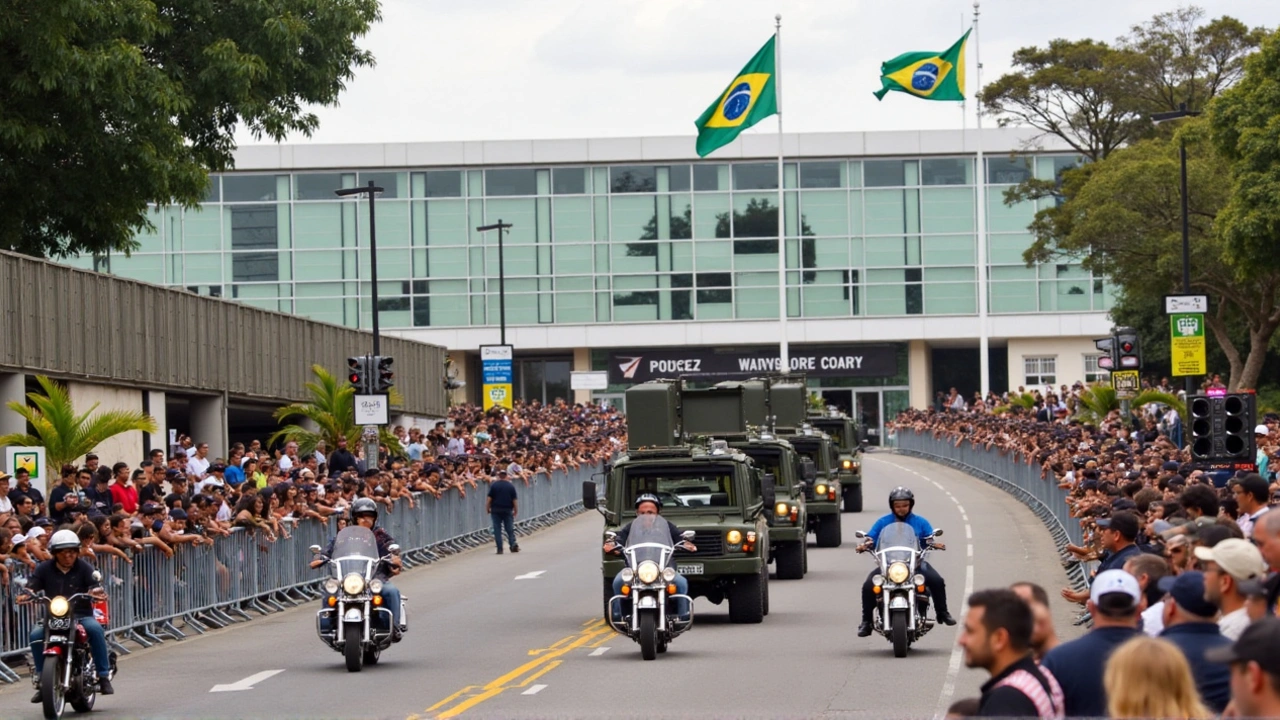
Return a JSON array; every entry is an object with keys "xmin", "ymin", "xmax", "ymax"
[
  {"xmin": 1197, "ymin": 538, "xmax": 1269, "ymax": 640},
  {"xmin": 1041, "ymin": 569, "xmax": 1143, "ymax": 718},
  {"xmin": 1257, "ymin": 424, "xmax": 1271, "ymax": 478}
]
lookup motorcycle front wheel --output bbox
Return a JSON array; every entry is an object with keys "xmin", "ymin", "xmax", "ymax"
[
  {"xmin": 891, "ymin": 612, "xmax": 909, "ymax": 658},
  {"xmin": 344, "ymin": 623, "xmax": 365, "ymax": 672},
  {"xmin": 41, "ymin": 659, "xmax": 66, "ymax": 720},
  {"xmin": 639, "ymin": 611, "xmax": 658, "ymax": 661}
]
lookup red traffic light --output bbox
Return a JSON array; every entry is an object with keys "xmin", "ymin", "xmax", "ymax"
[
  {"xmin": 348, "ymin": 373, "xmax": 361, "ymax": 384},
  {"xmin": 1120, "ymin": 341, "xmax": 1134, "ymax": 353}
]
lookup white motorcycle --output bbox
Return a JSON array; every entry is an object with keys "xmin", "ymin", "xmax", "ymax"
[
  {"xmin": 855, "ymin": 522, "xmax": 943, "ymax": 658},
  {"xmin": 310, "ymin": 526, "xmax": 408, "ymax": 672},
  {"xmin": 605, "ymin": 516, "xmax": 695, "ymax": 661}
]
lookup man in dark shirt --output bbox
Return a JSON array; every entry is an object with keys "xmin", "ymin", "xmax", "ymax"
[
  {"xmin": 486, "ymin": 470, "xmax": 519, "ymax": 554},
  {"xmin": 1041, "ymin": 569, "xmax": 1143, "ymax": 718},
  {"xmin": 959, "ymin": 588, "xmax": 1063, "ymax": 717},
  {"xmin": 83, "ymin": 470, "xmax": 114, "ymax": 517},
  {"xmin": 8, "ymin": 467, "xmax": 46, "ymax": 517},
  {"xmin": 1156, "ymin": 571, "xmax": 1233, "ymax": 712},
  {"xmin": 1062, "ymin": 510, "xmax": 1143, "ymax": 605},
  {"xmin": 136, "ymin": 466, "xmax": 169, "ymax": 506},
  {"xmin": 48, "ymin": 465, "xmax": 89, "ymax": 525},
  {"xmin": 327, "ymin": 436, "xmax": 358, "ymax": 477}
]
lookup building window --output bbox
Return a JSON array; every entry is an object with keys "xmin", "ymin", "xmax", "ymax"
[
  {"xmin": 1024, "ymin": 356, "xmax": 1057, "ymax": 387},
  {"xmin": 1083, "ymin": 354, "xmax": 1106, "ymax": 384}
]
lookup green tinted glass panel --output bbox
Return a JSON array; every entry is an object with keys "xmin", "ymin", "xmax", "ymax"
[
  {"xmin": 610, "ymin": 195, "xmax": 658, "ymax": 242},
  {"xmin": 800, "ymin": 191, "xmax": 849, "ymax": 236},
  {"xmin": 922, "ymin": 234, "xmax": 975, "ymax": 266},
  {"xmin": 425, "ymin": 200, "xmax": 468, "ymax": 246},
  {"xmin": 182, "ymin": 207, "xmax": 222, "ymax": 251},
  {"xmin": 555, "ymin": 244, "xmax": 592, "ymax": 274},
  {"xmin": 987, "ymin": 233, "xmax": 1034, "ymax": 263},
  {"xmin": 553, "ymin": 197, "xmax": 592, "ymax": 242},
  {"xmin": 694, "ymin": 193, "xmax": 729, "ymax": 238},
  {"xmin": 921, "ymin": 187, "xmax": 975, "ymax": 234},
  {"xmin": 864, "ymin": 189, "xmax": 910, "ymax": 235},
  {"xmin": 987, "ymin": 194, "xmax": 1035, "ymax": 232}
]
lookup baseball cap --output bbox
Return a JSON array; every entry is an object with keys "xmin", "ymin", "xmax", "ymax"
[
  {"xmin": 26, "ymin": 526, "xmax": 46, "ymax": 541},
  {"xmin": 165, "ymin": 468, "xmax": 182, "ymax": 479},
  {"xmin": 1162, "ymin": 461, "xmax": 1180, "ymax": 472},
  {"xmin": 1195, "ymin": 539, "xmax": 1267, "ymax": 583},
  {"xmin": 168, "ymin": 508, "xmax": 188, "ymax": 521},
  {"xmin": 1256, "ymin": 424, "xmax": 1269, "ymax": 436},
  {"xmin": 1090, "ymin": 569, "xmax": 1142, "ymax": 608},
  {"xmin": 1158, "ymin": 571, "xmax": 1218, "ymax": 618},
  {"xmin": 209, "ymin": 463, "xmax": 226, "ymax": 473},
  {"xmin": 1096, "ymin": 511, "xmax": 1140, "ymax": 541},
  {"xmin": 11, "ymin": 532, "xmax": 27, "ymax": 546},
  {"xmin": 141, "ymin": 502, "xmax": 163, "ymax": 515},
  {"xmin": 1206, "ymin": 617, "xmax": 1280, "ymax": 673}
]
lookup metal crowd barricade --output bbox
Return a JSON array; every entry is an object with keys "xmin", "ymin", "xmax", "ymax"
[
  {"xmin": 892, "ymin": 430, "xmax": 1092, "ymax": 589},
  {"xmin": 0, "ymin": 463, "xmax": 600, "ymax": 681}
]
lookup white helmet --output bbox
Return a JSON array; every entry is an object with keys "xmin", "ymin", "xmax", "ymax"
[{"xmin": 48, "ymin": 529, "xmax": 80, "ymax": 552}]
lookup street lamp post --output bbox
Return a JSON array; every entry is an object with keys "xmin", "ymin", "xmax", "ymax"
[
  {"xmin": 476, "ymin": 221, "xmax": 513, "ymax": 346},
  {"xmin": 1150, "ymin": 102, "xmax": 1201, "ymax": 400},
  {"xmin": 336, "ymin": 180, "xmax": 385, "ymax": 469}
]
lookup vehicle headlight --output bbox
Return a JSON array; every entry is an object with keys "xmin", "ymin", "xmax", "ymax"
[
  {"xmin": 871, "ymin": 574, "xmax": 885, "ymax": 586},
  {"xmin": 620, "ymin": 567, "xmax": 634, "ymax": 582},
  {"xmin": 368, "ymin": 579, "xmax": 384, "ymax": 594},
  {"xmin": 662, "ymin": 567, "xmax": 676, "ymax": 582},
  {"xmin": 842, "ymin": 459, "xmax": 852, "ymax": 469},
  {"xmin": 49, "ymin": 596, "xmax": 70, "ymax": 618},
  {"xmin": 637, "ymin": 561, "xmax": 660, "ymax": 585},
  {"xmin": 342, "ymin": 573, "xmax": 365, "ymax": 595},
  {"xmin": 887, "ymin": 562, "xmax": 910, "ymax": 585},
  {"xmin": 775, "ymin": 502, "xmax": 789, "ymax": 516},
  {"xmin": 815, "ymin": 484, "xmax": 827, "ymax": 496},
  {"xmin": 323, "ymin": 578, "xmax": 340, "ymax": 594},
  {"xmin": 726, "ymin": 529, "xmax": 743, "ymax": 545},
  {"xmin": 913, "ymin": 574, "xmax": 925, "ymax": 587},
  {"xmin": 850, "ymin": 462, "xmax": 860, "ymax": 471}
]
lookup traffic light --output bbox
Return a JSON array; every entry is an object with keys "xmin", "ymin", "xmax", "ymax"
[
  {"xmin": 1115, "ymin": 327, "xmax": 1141, "ymax": 369},
  {"xmin": 1188, "ymin": 392, "xmax": 1257, "ymax": 468},
  {"xmin": 347, "ymin": 356, "xmax": 369, "ymax": 393},
  {"xmin": 374, "ymin": 356, "xmax": 395, "ymax": 393},
  {"xmin": 1093, "ymin": 337, "xmax": 1116, "ymax": 370}
]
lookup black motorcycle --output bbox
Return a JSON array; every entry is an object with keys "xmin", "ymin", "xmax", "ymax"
[{"xmin": 26, "ymin": 589, "xmax": 118, "ymax": 720}]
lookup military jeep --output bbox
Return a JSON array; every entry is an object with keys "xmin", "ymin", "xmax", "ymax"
[{"xmin": 808, "ymin": 411, "xmax": 864, "ymax": 513}]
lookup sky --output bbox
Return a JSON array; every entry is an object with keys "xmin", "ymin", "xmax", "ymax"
[{"xmin": 235, "ymin": 0, "xmax": 1274, "ymax": 148}]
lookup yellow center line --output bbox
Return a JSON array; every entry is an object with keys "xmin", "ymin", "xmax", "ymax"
[{"xmin": 422, "ymin": 623, "xmax": 614, "ymax": 719}]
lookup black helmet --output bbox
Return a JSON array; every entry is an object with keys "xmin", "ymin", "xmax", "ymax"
[
  {"xmin": 351, "ymin": 497, "xmax": 378, "ymax": 522},
  {"xmin": 634, "ymin": 493, "xmax": 662, "ymax": 511},
  {"xmin": 888, "ymin": 486, "xmax": 915, "ymax": 512}
]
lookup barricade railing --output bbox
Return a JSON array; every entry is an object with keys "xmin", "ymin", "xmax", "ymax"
[
  {"xmin": 891, "ymin": 430, "xmax": 1093, "ymax": 590},
  {"xmin": 0, "ymin": 464, "xmax": 599, "ymax": 680}
]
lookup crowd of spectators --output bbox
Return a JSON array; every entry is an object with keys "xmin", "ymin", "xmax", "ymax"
[{"xmin": 894, "ymin": 383, "xmax": 1280, "ymax": 718}]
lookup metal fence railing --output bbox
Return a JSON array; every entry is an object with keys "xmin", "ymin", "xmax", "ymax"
[
  {"xmin": 891, "ymin": 430, "xmax": 1092, "ymax": 590},
  {"xmin": 0, "ymin": 465, "xmax": 596, "ymax": 682}
]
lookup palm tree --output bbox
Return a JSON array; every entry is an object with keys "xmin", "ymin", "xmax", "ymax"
[
  {"xmin": 0, "ymin": 375, "xmax": 157, "ymax": 470},
  {"xmin": 1073, "ymin": 383, "xmax": 1184, "ymax": 425},
  {"xmin": 269, "ymin": 365, "xmax": 405, "ymax": 457},
  {"xmin": 992, "ymin": 392, "xmax": 1037, "ymax": 415}
]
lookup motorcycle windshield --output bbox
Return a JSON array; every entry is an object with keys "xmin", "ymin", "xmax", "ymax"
[
  {"xmin": 876, "ymin": 522, "xmax": 919, "ymax": 565},
  {"xmin": 624, "ymin": 515, "xmax": 675, "ymax": 569},
  {"xmin": 331, "ymin": 526, "xmax": 379, "ymax": 578}
]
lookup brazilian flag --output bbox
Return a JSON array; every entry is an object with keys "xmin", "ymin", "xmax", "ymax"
[
  {"xmin": 694, "ymin": 36, "xmax": 778, "ymax": 157},
  {"xmin": 874, "ymin": 30, "xmax": 970, "ymax": 102}
]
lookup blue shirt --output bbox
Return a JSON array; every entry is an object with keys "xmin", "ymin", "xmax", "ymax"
[
  {"xmin": 223, "ymin": 464, "xmax": 245, "ymax": 487},
  {"xmin": 1041, "ymin": 626, "xmax": 1140, "ymax": 718},
  {"xmin": 1160, "ymin": 623, "xmax": 1233, "ymax": 712},
  {"xmin": 865, "ymin": 512, "xmax": 935, "ymax": 547}
]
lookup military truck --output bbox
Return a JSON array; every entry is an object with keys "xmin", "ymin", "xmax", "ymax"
[
  {"xmin": 808, "ymin": 409, "xmax": 864, "ymax": 513},
  {"xmin": 584, "ymin": 379, "xmax": 775, "ymax": 624}
]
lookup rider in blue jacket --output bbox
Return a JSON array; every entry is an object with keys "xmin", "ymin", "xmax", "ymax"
[{"xmin": 856, "ymin": 486, "xmax": 954, "ymax": 636}]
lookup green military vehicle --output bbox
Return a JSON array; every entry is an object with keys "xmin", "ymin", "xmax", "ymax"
[
  {"xmin": 584, "ymin": 379, "xmax": 775, "ymax": 624},
  {"xmin": 808, "ymin": 409, "xmax": 864, "ymax": 513}
]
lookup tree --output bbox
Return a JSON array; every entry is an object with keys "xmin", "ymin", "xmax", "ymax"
[
  {"xmin": 269, "ymin": 365, "xmax": 404, "ymax": 458},
  {"xmin": 1072, "ymin": 383, "xmax": 1183, "ymax": 426},
  {"xmin": 0, "ymin": 376, "xmax": 157, "ymax": 471},
  {"xmin": 0, "ymin": 0, "xmax": 380, "ymax": 259}
]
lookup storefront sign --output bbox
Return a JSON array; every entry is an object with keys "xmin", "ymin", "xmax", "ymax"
[
  {"xmin": 607, "ymin": 345, "xmax": 898, "ymax": 385},
  {"xmin": 1111, "ymin": 369, "xmax": 1140, "ymax": 399},
  {"xmin": 4, "ymin": 447, "xmax": 46, "ymax": 493},
  {"xmin": 481, "ymin": 344, "xmax": 513, "ymax": 410},
  {"xmin": 1169, "ymin": 313, "xmax": 1207, "ymax": 377}
]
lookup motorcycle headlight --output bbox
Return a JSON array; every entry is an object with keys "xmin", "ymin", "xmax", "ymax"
[
  {"xmin": 323, "ymin": 578, "xmax": 340, "ymax": 595},
  {"xmin": 775, "ymin": 502, "xmax": 789, "ymax": 516},
  {"xmin": 913, "ymin": 574, "xmax": 925, "ymax": 587},
  {"xmin": 342, "ymin": 573, "xmax": 365, "ymax": 595},
  {"xmin": 662, "ymin": 567, "xmax": 676, "ymax": 582},
  {"xmin": 637, "ymin": 561, "xmax": 660, "ymax": 585},
  {"xmin": 887, "ymin": 562, "xmax": 910, "ymax": 585},
  {"xmin": 815, "ymin": 484, "xmax": 827, "ymax": 496},
  {"xmin": 620, "ymin": 567, "xmax": 634, "ymax": 582},
  {"xmin": 368, "ymin": 579, "xmax": 384, "ymax": 594},
  {"xmin": 726, "ymin": 530, "xmax": 743, "ymax": 545},
  {"xmin": 49, "ymin": 596, "xmax": 70, "ymax": 618}
]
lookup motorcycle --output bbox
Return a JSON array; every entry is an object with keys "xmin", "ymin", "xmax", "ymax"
[
  {"xmin": 855, "ymin": 523, "xmax": 944, "ymax": 658},
  {"xmin": 26, "ymin": 585, "xmax": 118, "ymax": 720},
  {"xmin": 605, "ymin": 516, "xmax": 695, "ymax": 661},
  {"xmin": 310, "ymin": 526, "xmax": 408, "ymax": 672}
]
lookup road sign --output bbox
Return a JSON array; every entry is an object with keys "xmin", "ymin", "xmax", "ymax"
[
  {"xmin": 353, "ymin": 393, "xmax": 390, "ymax": 426},
  {"xmin": 570, "ymin": 371, "xmax": 609, "ymax": 390},
  {"xmin": 481, "ymin": 344, "xmax": 514, "ymax": 411},
  {"xmin": 1169, "ymin": 313, "xmax": 1207, "ymax": 377},
  {"xmin": 1165, "ymin": 294, "xmax": 1209, "ymax": 314},
  {"xmin": 1111, "ymin": 369, "xmax": 1140, "ymax": 399}
]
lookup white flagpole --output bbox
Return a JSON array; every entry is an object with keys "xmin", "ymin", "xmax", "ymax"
[
  {"xmin": 774, "ymin": 13, "xmax": 790, "ymax": 374},
  {"xmin": 973, "ymin": 1, "xmax": 990, "ymax": 399},
  {"xmin": 960, "ymin": 12, "xmax": 968, "ymax": 134}
]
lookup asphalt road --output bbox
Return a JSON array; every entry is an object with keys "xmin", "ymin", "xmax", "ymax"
[{"xmin": 0, "ymin": 451, "xmax": 1080, "ymax": 719}]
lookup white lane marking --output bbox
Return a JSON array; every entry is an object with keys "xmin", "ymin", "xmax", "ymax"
[
  {"xmin": 515, "ymin": 571, "xmax": 546, "ymax": 580},
  {"xmin": 589, "ymin": 646, "xmax": 611, "ymax": 657},
  {"xmin": 209, "ymin": 669, "xmax": 285, "ymax": 693},
  {"xmin": 522, "ymin": 684, "xmax": 548, "ymax": 696},
  {"xmin": 865, "ymin": 456, "xmax": 976, "ymax": 719}
]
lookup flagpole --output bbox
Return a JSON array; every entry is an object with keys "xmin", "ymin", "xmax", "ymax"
[
  {"xmin": 973, "ymin": 0, "xmax": 990, "ymax": 400},
  {"xmin": 774, "ymin": 13, "xmax": 790, "ymax": 375},
  {"xmin": 960, "ymin": 12, "xmax": 968, "ymax": 133}
]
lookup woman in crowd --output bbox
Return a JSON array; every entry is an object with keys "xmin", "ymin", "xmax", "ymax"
[{"xmin": 1104, "ymin": 636, "xmax": 1211, "ymax": 719}]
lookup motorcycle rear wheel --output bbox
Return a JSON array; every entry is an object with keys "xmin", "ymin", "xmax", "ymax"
[
  {"xmin": 639, "ymin": 611, "xmax": 658, "ymax": 661},
  {"xmin": 891, "ymin": 612, "xmax": 909, "ymax": 658},
  {"xmin": 41, "ymin": 659, "xmax": 65, "ymax": 720},
  {"xmin": 344, "ymin": 623, "xmax": 365, "ymax": 672}
]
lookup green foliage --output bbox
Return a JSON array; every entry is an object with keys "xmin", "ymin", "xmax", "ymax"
[
  {"xmin": 1072, "ymin": 383, "xmax": 1184, "ymax": 425},
  {"xmin": 0, "ymin": 0, "xmax": 380, "ymax": 258},
  {"xmin": 270, "ymin": 364, "xmax": 403, "ymax": 458},
  {"xmin": 0, "ymin": 376, "xmax": 158, "ymax": 470}
]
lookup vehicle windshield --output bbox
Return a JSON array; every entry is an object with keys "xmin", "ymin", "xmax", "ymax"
[
  {"xmin": 331, "ymin": 526, "xmax": 379, "ymax": 578},
  {"xmin": 876, "ymin": 522, "xmax": 919, "ymax": 565},
  {"xmin": 625, "ymin": 466, "xmax": 737, "ymax": 510},
  {"xmin": 624, "ymin": 515, "xmax": 675, "ymax": 570},
  {"xmin": 735, "ymin": 447, "xmax": 789, "ymax": 487},
  {"xmin": 789, "ymin": 439, "xmax": 834, "ymax": 470},
  {"xmin": 812, "ymin": 421, "xmax": 845, "ymax": 447}
]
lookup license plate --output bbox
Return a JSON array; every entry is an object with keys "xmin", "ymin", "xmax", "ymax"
[{"xmin": 676, "ymin": 563, "xmax": 703, "ymax": 575}]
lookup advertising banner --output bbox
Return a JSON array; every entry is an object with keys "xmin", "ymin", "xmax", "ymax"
[
  {"xmin": 1169, "ymin": 313, "xmax": 1207, "ymax": 377},
  {"xmin": 607, "ymin": 344, "xmax": 898, "ymax": 385},
  {"xmin": 481, "ymin": 344, "xmax": 514, "ymax": 411}
]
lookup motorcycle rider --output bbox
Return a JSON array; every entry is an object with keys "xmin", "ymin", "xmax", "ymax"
[
  {"xmin": 604, "ymin": 493, "xmax": 696, "ymax": 622},
  {"xmin": 312, "ymin": 497, "xmax": 405, "ymax": 639},
  {"xmin": 22, "ymin": 529, "xmax": 114, "ymax": 702},
  {"xmin": 856, "ymin": 486, "xmax": 955, "ymax": 636}
]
